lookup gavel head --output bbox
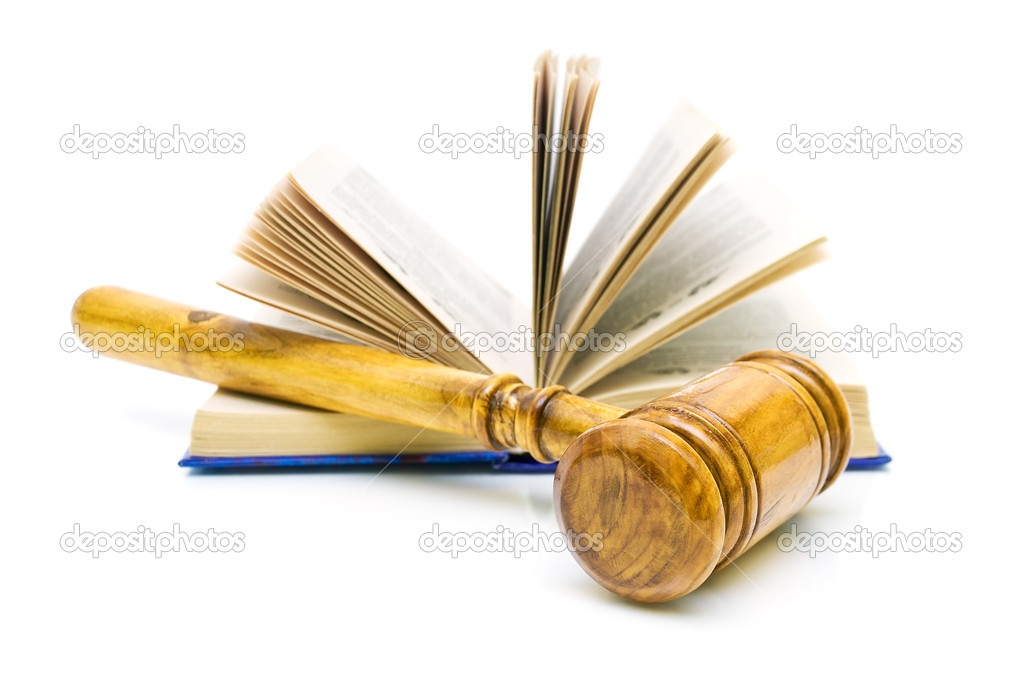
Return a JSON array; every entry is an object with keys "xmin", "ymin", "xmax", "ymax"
[{"xmin": 553, "ymin": 350, "xmax": 852, "ymax": 602}]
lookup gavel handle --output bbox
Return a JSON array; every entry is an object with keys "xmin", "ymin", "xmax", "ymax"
[{"xmin": 71, "ymin": 286, "xmax": 624, "ymax": 462}]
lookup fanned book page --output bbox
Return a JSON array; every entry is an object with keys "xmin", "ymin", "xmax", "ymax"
[
  {"xmin": 531, "ymin": 53, "xmax": 600, "ymax": 384},
  {"xmin": 583, "ymin": 280, "xmax": 879, "ymax": 460},
  {"xmin": 554, "ymin": 157, "xmax": 828, "ymax": 391},
  {"xmin": 544, "ymin": 100, "xmax": 735, "ymax": 383},
  {"xmin": 220, "ymin": 146, "xmax": 531, "ymax": 379}
]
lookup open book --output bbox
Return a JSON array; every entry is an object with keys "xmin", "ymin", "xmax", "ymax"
[{"xmin": 205, "ymin": 53, "xmax": 881, "ymax": 463}]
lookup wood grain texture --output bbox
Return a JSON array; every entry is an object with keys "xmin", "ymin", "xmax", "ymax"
[
  {"xmin": 554, "ymin": 351, "xmax": 852, "ymax": 601},
  {"xmin": 72, "ymin": 286, "xmax": 852, "ymax": 602}
]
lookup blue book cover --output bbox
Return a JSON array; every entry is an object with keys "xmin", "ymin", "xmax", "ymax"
[{"xmin": 180, "ymin": 446, "xmax": 890, "ymax": 472}]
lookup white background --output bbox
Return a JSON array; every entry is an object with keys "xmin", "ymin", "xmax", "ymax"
[{"xmin": 2, "ymin": 1, "xmax": 1020, "ymax": 679}]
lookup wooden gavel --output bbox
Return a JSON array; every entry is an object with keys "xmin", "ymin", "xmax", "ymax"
[{"xmin": 72, "ymin": 286, "xmax": 852, "ymax": 602}]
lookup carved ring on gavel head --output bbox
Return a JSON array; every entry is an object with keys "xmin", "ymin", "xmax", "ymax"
[{"xmin": 71, "ymin": 286, "xmax": 853, "ymax": 603}]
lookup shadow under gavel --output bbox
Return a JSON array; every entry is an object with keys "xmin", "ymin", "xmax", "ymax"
[{"xmin": 72, "ymin": 286, "xmax": 852, "ymax": 603}]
